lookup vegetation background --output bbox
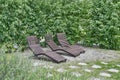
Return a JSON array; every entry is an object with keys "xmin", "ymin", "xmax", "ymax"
[
  {"xmin": 0, "ymin": 0, "xmax": 120, "ymax": 52},
  {"xmin": 0, "ymin": 0, "xmax": 120, "ymax": 80}
]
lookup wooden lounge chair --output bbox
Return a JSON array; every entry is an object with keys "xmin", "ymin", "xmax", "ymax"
[
  {"xmin": 27, "ymin": 36, "xmax": 66, "ymax": 63},
  {"xmin": 45, "ymin": 34, "xmax": 82, "ymax": 57},
  {"xmin": 57, "ymin": 33, "xmax": 85, "ymax": 53}
]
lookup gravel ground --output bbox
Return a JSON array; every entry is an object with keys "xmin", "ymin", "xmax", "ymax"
[
  {"xmin": 64, "ymin": 47, "xmax": 120, "ymax": 62},
  {"xmin": 21, "ymin": 47, "xmax": 120, "ymax": 64}
]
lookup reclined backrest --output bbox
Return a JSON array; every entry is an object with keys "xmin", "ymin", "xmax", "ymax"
[
  {"xmin": 45, "ymin": 34, "xmax": 59, "ymax": 50},
  {"xmin": 27, "ymin": 36, "xmax": 39, "ymax": 46},
  {"xmin": 45, "ymin": 34, "xmax": 53, "ymax": 42},
  {"xmin": 57, "ymin": 33, "xmax": 70, "ymax": 46}
]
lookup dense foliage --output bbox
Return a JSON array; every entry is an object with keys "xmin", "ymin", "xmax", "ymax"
[
  {"xmin": 0, "ymin": 0, "xmax": 119, "ymax": 52},
  {"xmin": 89, "ymin": 0, "xmax": 120, "ymax": 49}
]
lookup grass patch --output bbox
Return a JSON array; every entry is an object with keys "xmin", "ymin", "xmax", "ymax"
[{"xmin": 0, "ymin": 53, "xmax": 120, "ymax": 80}]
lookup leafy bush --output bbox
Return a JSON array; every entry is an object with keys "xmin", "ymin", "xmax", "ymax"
[
  {"xmin": 0, "ymin": 0, "xmax": 119, "ymax": 52},
  {"xmin": 86, "ymin": 0, "xmax": 120, "ymax": 49}
]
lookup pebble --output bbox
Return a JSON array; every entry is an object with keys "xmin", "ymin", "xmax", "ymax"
[
  {"xmin": 99, "ymin": 72, "xmax": 111, "ymax": 77},
  {"xmin": 92, "ymin": 65, "xmax": 102, "ymax": 69}
]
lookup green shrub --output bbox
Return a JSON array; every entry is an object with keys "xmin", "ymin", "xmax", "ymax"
[
  {"xmin": 0, "ymin": 0, "xmax": 119, "ymax": 52},
  {"xmin": 86, "ymin": 0, "xmax": 120, "ymax": 49}
]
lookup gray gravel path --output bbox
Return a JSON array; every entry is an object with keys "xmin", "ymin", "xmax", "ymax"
[{"xmin": 22, "ymin": 47, "xmax": 120, "ymax": 64}]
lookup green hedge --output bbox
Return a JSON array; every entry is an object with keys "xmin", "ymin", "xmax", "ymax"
[
  {"xmin": 87, "ymin": 0, "xmax": 120, "ymax": 49},
  {"xmin": 0, "ymin": 0, "xmax": 120, "ymax": 52}
]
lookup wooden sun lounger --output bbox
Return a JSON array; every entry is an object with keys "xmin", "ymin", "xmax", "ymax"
[
  {"xmin": 27, "ymin": 36, "xmax": 66, "ymax": 63},
  {"xmin": 45, "ymin": 34, "xmax": 82, "ymax": 57},
  {"xmin": 57, "ymin": 33, "xmax": 85, "ymax": 53}
]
